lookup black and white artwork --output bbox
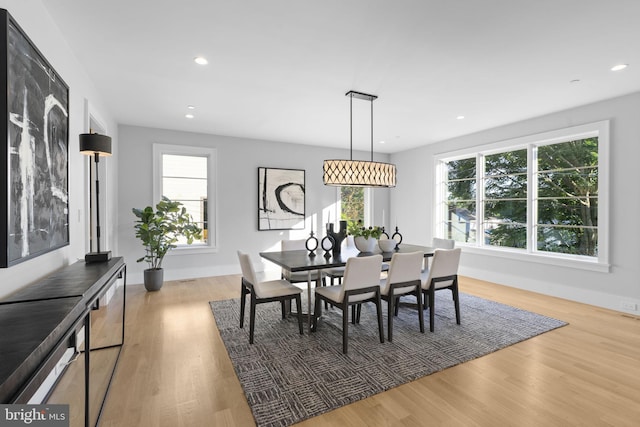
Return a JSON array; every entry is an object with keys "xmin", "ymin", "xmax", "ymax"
[
  {"xmin": 258, "ymin": 167, "xmax": 305, "ymax": 230},
  {"xmin": 1, "ymin": 10, "xmax": 69, "ymax": 268}
]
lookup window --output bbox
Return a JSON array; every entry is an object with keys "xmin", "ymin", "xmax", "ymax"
[
  {"xmin": 436, "ymin": 121, "xmax": 608, "ymax": 269},
  {"xmin": 338, "ymin": 187, "xmax": 372, "ymax": 230},
  {"xmin": 340, "ymin": 187, "xmax": 365, "ymax": 227},
  {"xmin": 153, "ymin": 144, "xmax": 217, "ymax": 250},
  {"xmin": 484, "ymin": 148, "xmax": 528, "ymax": 249}
]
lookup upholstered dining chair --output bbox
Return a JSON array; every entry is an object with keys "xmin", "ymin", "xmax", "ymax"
[
  {"xmin": 237, "ymin": 251, "xmax": 303, "ymax": 344},
  {"xmin": 324, "ymin": 235, "xmax": 354, "ymax": 286},
  {"xmin": 325, "ymin": 236, "xmax": 390, "ymax": 286},
  {"xmin": 312, "ymin": 254, "xmax": 385, "ymax": 354},
  {"xmin": 432, "ymin": 237, "xmax": 455, "ymax": 249},
  {"xmin": 419, "ymin": 248, "xmax": 462, "ymax": 332},
  {"xmin": 423, "ymin": 237, "xmax": 456, "ymax": 271},
  {"xmin": 379, "ymin": 251, "xmax": 425, "ymax": 341}
]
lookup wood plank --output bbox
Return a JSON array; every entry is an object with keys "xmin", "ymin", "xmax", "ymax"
[{"xmin": 92, "ymin": 274, "xmax": 640, "ymax": 426}]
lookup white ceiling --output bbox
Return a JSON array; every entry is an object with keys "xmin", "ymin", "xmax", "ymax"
[{"xmin": 43, "ymin": 0, "xmax": 640, "ymax": 154}]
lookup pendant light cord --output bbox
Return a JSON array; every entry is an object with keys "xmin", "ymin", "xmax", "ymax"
[
  {"xmin": 350, "ymin": 92, "xmax": 353, "ymax": 160},
  {"xmin": 370, "ymin": 97, "xmax": 374, "ymax": 161}
]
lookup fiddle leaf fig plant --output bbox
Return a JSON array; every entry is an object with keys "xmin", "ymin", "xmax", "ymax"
[{"xmin": 132, "ymin": 197, "xmax": 202, "ymax": 270}]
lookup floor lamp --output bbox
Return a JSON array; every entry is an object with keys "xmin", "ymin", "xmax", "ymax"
[{"xmin": 80, "ymin": 133, "xmax": 112, "ymax": 263}]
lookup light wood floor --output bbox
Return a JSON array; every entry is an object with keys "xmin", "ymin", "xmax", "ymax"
[{"xmin": 97, "ymin": 275, "xmax": 640, "ymax": 427}]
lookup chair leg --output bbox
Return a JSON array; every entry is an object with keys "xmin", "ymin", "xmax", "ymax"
[
  {"xmin": 417, "ymin": 289, "xmax": 425, "ymax": 333},
  {"xmin": 249, "ymin": 293, "xmax": 257, "ymax": 344},
  {"xmin": 351, "ymin": 305, "xmax": 357, "ymax": 324},
  {"xmin": 452, "ymin": 280, "xmax": 461, "ymax": 325},
  {"xmin": 356, "ymin": 304, "xmax": 362, "ymax": 323},
  {"xmin": 342, "ymin": 301, "xmax": 349, "ymax": 354},
  {"xmin": 311, "ymin": 293, "xmax": 322, "ymax": 332},
  {"xmin": 295, "ymin": 295, "xmax": 304, "ymax": 335},
  {"xmin": 376, "ymin": 293, "xmax": 384, "ymax": 344},
  {"xmin": 387, "ymin": 295, "xmax": 394, "ymax": 342},
  {"xmin": 239, "ymin": 282, "xmax": 247, "ymax": 328},
  {"xmin": 429, "ymin": 288, "xmax": 435, "ymax": 332},
  {"xmin": 320, "ymin": 279, "xmax": 328, "ymax": 309}
]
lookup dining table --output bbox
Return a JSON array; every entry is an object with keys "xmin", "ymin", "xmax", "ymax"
[{"xmin": 259, "ymin": 243, "xmax": 435, "ymax": 330}]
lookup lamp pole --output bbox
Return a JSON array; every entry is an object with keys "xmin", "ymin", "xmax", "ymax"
[{"xmin": 93, "ymin": 152, "xmax": 102, "ymax": 253}]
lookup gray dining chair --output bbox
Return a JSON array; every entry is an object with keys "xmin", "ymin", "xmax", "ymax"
[
  {"xmin": 325, "ymin": 236, "xmax": 389, "ymax": 286},
  {"xmin": 423, "ymin": 237, "xmax": 456, "ymax": 271},
  {"xmin": 312, "ymin": 254, "xmax": 385, "ymax": 353},
  {"xmin": 237, "ymin": 250, "xmax": 303, "ymax": 344},
  {"xmin": 419, "ymin": 248, "xmax": 462, "ymax": 332},
  {"xmin": 379, "ymin": 251, "xmax": 424, "ymax": 341}
]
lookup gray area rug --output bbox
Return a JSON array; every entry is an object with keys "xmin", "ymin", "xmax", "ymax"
[{"xmin": 209, "ymin": 292, "xmax": 567, "ymax": 427}]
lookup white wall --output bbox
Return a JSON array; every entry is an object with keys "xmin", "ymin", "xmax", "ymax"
[
  {"xmin": 0, "ymin": 0, "xmax": 118, "ymax": 299},
  {"xmin": 391, "ymin": 92, "xmax": 640, "ymax": 314},
  {"xmin": 117, "ymin": 125, "xmax": 391, "ymax": 284}
]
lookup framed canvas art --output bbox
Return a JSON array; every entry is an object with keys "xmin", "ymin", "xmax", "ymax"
[
  {"xmin": 0, "ymin": 9, "xmax": 70, "ymax": 267},
  {"xmin": 258, "ymin": 167, "xmax": 305, "ymax": 230}
]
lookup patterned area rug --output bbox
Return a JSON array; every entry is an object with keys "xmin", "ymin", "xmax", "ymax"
[{"xmin": 209, "ymin": 292, "xmax": 566, "ymax": 427}]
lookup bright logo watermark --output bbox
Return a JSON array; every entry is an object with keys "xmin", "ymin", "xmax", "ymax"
[{"xmin": 0, "ymin": 405, "xmax": 69, "ymax": 426}]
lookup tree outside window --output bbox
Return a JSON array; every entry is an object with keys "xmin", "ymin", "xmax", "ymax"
[
  {"xmin": 340, "ymin": 187, "xmax": 364, "ymax": 229},
  {"xmin": 442, "ymin": 137, "xmax": 598, "ymax": 257}
]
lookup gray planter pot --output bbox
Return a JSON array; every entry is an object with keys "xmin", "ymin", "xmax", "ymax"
[{"xmin": 144, "ymin": 268, "xmax": 164, "ymax": 291}]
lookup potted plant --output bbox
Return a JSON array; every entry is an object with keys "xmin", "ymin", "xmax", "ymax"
[
  {"xmin": 348, "ymin": 220, "xmax": 383, "ymax": 253},
  {"xmin": 132, "ymin": 197, "xmax": 202, "ymax": 291}
]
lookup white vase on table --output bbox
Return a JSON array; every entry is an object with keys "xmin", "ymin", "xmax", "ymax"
[{"xmin": 354, "ymin": 236, "xmax": 377, "ymax": 253}]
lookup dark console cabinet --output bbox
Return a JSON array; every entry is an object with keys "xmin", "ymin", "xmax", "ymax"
[{"xmin": 0, "ymin": 257, "xmax": 126, "ymax": 427}]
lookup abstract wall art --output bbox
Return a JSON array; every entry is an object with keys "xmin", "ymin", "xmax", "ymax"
[
  {"xmin": 258, "ymin": 167, "xmax": 305, "ymax": 230},
  {"xmin": 0, "ymin": 9, "xmax": 69, "ymax": 268}
]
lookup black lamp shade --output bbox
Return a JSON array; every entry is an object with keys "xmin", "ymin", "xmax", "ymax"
[{"xmin": 79, "ymin": 133, "xmax": 112, "ymax": 156}]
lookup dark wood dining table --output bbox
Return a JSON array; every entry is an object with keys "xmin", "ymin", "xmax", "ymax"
[{"xmin": 260, "ymin": 244, "xmax": 435, "ymax": 330}]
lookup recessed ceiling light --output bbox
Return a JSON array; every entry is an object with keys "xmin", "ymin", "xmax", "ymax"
[
  {"xmin": 194, "ymin": 56, "xmax": 208, "ymax": 65},
  {"xmin": 456, "ymin": 115, "xmax": 465, "ymax": 120},
  {"xmin": 185, "ymin": 114, "xmax": 194, "ymax": 119},
  {"xmin": 379, "ymin": 140, "xmax": 385, "ymax": 144},
  {"xmin": 187, "ymin": 105, "xmax": 195, "ymax": 110},
  {"xmin": 611, "ymin": 64, "xmax": 628, "ymax": 71}
]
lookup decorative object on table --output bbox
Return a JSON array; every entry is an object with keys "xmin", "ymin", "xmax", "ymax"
[
  {"xmin": 323, "ymin": 91, "xmax": 396, "ymax": 188},
  {"xmin": 305, "ymin": 230, "xmax": 318, "ymax": 257},
  {"xmin": 258, "ymin": 167, "xmax": 305, "ymax": 230},
  {"xmin": 132, "ymin": 197, "xmax": 202, "ymax": 291},
  {"xmin": 321, "ymin": 234, "xmax": 334, "ymax": 258},
  {"xmin": 381, "ymin": 226, "xmax": 390, "ymax": 239},
  {"xmin": 80, "ymin": 133, "xmax": 112, "ymax": 263},
  {"xmin": 326, "ymin": 220, "xmax": 347, "ymax": 256},
  {"xmin": 0, "ymin": 9, "xmax": 69, "ymax": 268},
  {"xmin": 349, "ymin": 221, "xmax": 383, "ymax": 253},
  {"xmin": 378, "ymin": 237, "xmax": 396, "ymax": 252},
  {"xmin": 392, "ymin": 226, "xmax": 403, "ymax": 250}
]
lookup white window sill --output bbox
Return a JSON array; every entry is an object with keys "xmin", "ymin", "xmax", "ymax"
[
  {"xmin": 459, "ymin": 244, "xmax": 610, "ymax": 273},
  {"xmin": 167, "ymin": 244, "xmax": 219, "ymax": 256}
]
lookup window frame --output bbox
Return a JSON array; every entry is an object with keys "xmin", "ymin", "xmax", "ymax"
[
  {"xmin": 434, "ymin": 121, "xmax": 609, "ymax": 272},
  {"xmin": 153, "ymin": 143, "xmax": 218, "ymax": 254}
]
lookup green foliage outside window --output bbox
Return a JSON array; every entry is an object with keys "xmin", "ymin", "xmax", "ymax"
[
  {"xmin": 340, "ymin": 187, "xmax": 364, "ymax": 231},
  {"xmin": 444, "ymin": 137, "xmax": 598, "ymax": 256}
]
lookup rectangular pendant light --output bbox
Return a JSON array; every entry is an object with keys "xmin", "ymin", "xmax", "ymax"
[{"xmin": 323, "ymin": 90, "xmax": 397, "ymax": 188}]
